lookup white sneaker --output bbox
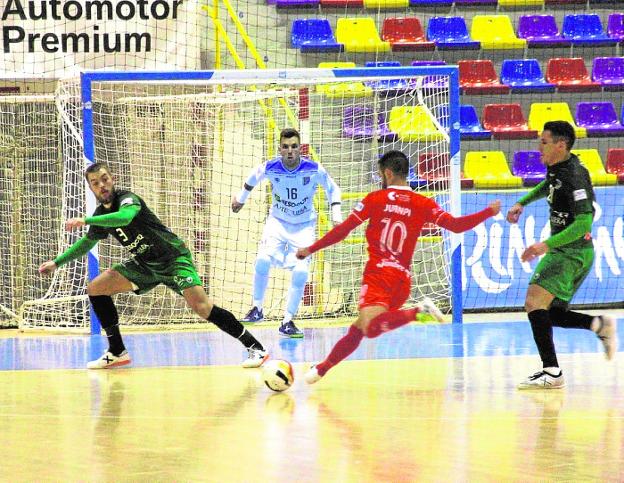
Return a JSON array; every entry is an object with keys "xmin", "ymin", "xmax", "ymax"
[
  {"xmin": 304, "ymin": 365, "xmax": 322, "ymax": 385},
  {"xmin": 518, "ymin": 370, "xmax": 565, "ymax": 390},
  {"xmin": 242, "ymin": 347, "xmax": 268, "ymax": 368},
  {"xmin": 595, "ymin": 315, "xmax": 618, "ymax": 361},
  {"xmin": 417, "ymin": 297, "xmax": 445, "ymax": 322},
  {"xmin": 87, "ymin": 350, "xmax": 131, "ymax": 370}
]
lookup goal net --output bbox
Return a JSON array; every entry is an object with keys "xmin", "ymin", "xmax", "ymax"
[{"xmin": 15, "ymin": 67, "xmax": 460, "ymax": 331}]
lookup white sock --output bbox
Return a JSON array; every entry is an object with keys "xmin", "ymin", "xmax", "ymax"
[
  {"xmin": 282, "ymin": 311, "xmax": 294, "ymax": 326},
  {"xmin": 253, "ymin": 301, "xmax": 263, "ymax": 311}
]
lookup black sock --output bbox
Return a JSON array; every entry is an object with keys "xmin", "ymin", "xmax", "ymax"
[
  {"xmin": 549, "ymin": 307, "xmax": 593, "ymax": 330},
  {"xmin": 89, "ymin": 295, "xmax": 126, "ymax": 356},
  {"xmin": 528, "ymin": 309, "xmax": 559, "ymax": 369},
  {"xmin": 208, "ymin": 305, "xmax": 264, "ymax": 350}
]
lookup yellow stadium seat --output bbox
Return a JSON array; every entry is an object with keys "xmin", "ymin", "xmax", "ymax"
[
  {"xmin": 528, "ymin": 103, "xmax": 587, "ymax": 138},
  {"xmin": 388, "ymin": 106, "xmax": 446, "ymax": 142},
  {"xmin": 498, "ymin": 0, "xmax": 543, "ymax": 5},
  {"xmin": 464, "ymin": 151, "xmax": 523, "ymax": 188},
  {"xmin": 470, "ymin": 15, "xmax": 527, "ymax": 49},
  {"xmin": 336, "ymin": 18, "xmax": 391, "ymax": 53},
  {"xmin": 572, "ymin": 149, "xmax": 618, "ymax": 186},
  {"xmin": 364, "ymin": 0, "xmax": 408, "ymax": 8},
  {"xmin": 317, "ymin": 62, "xmax": 373, "ymax": 98}
]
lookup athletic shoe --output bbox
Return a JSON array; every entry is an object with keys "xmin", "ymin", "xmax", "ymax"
[
  {"xmin": 87, "ymin": 350, "xmax": 131, "ymax": 370},
  {"xmin": 241, "ymin": 347, "xmax": 269, "ymax": 368},
  {"xmin": 595, "ymin": 315, "xmax": 618, "ymax": 361},
  {"xmin": 279, "ymin": 320, "xmax": 304, "ymax": 338},
  {"xmin": 304, "ymin": 364, "xmax": 322, "ymax": 385},
  {"xmin": 417, "ymin": 297, "xmax": 445, "ymax": 322},
  {"xmin": 517, "ymin": 370, "xmax": 565, "ymax": 390},
  {"xmin": 242, "ymin": 306, "xmax": 264, "ymax": 323}
]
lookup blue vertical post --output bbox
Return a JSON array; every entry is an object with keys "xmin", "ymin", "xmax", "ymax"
[
  {"xmin": 448, "ymin": 68, "xmax": 463, "ymax": 324},
  {"xmin": 80, "ymin": 73, "xmax": 101, "ymax": 335}
]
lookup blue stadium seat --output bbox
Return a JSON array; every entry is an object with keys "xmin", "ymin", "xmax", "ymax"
[
  {"xmin": 291, "ymin": 19, "xmax": 343, "ymax": 53},
  {"xmin": 562, "ymin": 14, "xmax": 617, "ymax": 46},
  {"xmin": 427, "ymin": 17, "xmax": 480, "ymax": 50},
  {"xmin": 364, "ymin": 61, "xmax": 411, "ymax": 91},
  {"xmin": 500, "ymin": 59, "xmax": 555, "ymax": 92},
  {"xmin": 460, "ymin": 105, "xmax": 491, "ymax": 140}
]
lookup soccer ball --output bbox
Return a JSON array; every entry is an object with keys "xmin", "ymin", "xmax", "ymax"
[{"xmin": 262, "ymin": 359, "xmax": 295, "ymax": 392}]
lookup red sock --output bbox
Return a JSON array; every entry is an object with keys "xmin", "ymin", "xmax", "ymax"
[
  {"xmin": 365, "ymin": 308, "xmax": 418, "ymax": 339},
  {"xmin": 316, "ymin": 325, "xmax": 363, "ymax": 376}
]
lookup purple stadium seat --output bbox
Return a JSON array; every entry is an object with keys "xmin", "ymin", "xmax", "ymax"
[
  {"xmin": 593, "ymin": 57, "xmax": 624, "ymax": 91},
  {"xmin": 562, "ymin": 14, "xmax": 616, "ymax": 46},
  {"xmin": 517, "ymin": 15, "xmax": 571, "ymax": 48},
  {"xmin": 513, "ymin": 151, "xmax": 546, "ymax": 186},
  {"xmin": 575, "ymin": 102, "xmax": 624, "ymax": 137},
  {"xmin": 608, "ymin": 14, "xmax": 624, "ymax": 42},
  {"xmin": 342, "ymin": 106, "xmax": 396, "ymax": 141},
  {"xmin": 276, "ymin": 0, "xmax": 319, "ymax": 6}
]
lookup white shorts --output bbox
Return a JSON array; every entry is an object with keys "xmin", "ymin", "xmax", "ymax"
[{"xmin": 258, "ymin": 216, "xmax": 316, "ymax": 269}]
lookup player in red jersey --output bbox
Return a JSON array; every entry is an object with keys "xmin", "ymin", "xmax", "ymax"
[{"xmin": 296, "ymin": 150, "xmax": 500, "ymax": 384}]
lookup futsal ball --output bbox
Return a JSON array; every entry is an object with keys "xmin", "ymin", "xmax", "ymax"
[{"xmin": 262, "ymin": 359, "xmax": 295, "ymax": 392}]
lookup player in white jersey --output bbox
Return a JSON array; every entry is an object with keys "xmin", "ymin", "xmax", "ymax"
[{"xmin": 232, "ymin": 128, "xmax": 342, "ymax": 337}]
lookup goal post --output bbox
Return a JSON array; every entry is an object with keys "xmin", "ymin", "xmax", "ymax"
[{"xmin": 22, "ymin": 66, "xmax": 462, "ymax": 332}]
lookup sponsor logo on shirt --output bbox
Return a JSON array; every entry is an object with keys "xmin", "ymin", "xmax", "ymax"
[
  {"xmin": 573, "ymin": 189, "xmax": 588, "ymax": 201},
  {"xmin": 354, "ymin": 201, "xmax": 364, "ymax": 212},
  {"xmin": 303, "ymin": 176, "xmax": 310, "ymax": 185},
  {"xmin": 550, "ymin": 210, "xmax": 570, "ymax": 226},
  {"xmin": 120, "ymin": 197, "xmax": 134, "ymax": 207}
]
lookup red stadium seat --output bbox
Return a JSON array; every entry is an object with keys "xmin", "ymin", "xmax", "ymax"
[
  {"xmin": 606, "ymin": 148, "xmax": 624, "ymax": 183},
  {"xmin": 458, "ymin": 60, "xmax": 510, "ymax": 95},
  {"xmin": 418, "ymin": 152, "xmax": 474, "ymax": 189},
  {"xmin": 546, "ymin": 57, "xmax": 602, "ymax": 93},
  {"xmin": 381, "ymin": 17, "xmax": 435, "ymax": 52},
  {"xmin": 482, "ymin": 104, "xmax": 538, "ymax": 140}
]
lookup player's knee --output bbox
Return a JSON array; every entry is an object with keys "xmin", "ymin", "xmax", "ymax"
[
  {"xmin": 291, "ymin": 268, "xmax": 308, "ymax": 288},
  {"xmin": 192, "ymin": 300, "xmax": 214, "ymax": 319},
  {"xmin": 255, "ymin": 256, "xmax": 271, "ymax": 276}
]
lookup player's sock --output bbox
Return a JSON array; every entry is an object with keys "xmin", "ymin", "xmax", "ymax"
[
  {"xmin": 549, "ymin": 307, "xmax": 593, "ymax": 330},
  {"xmin": 284, "ymin": 265, "xmax": 308, "ymax": 324},
  {"xmin": 89, "ymin": 295, "xmax": 126, "ymax": 356},
  {"xmin": 528, "ymin": 309, "xmax": 559, "ymax": 369},
  {"xmin": 316, "ymin": 325, "xmax": 363, "ymax": 376},
  {"xmin": 208, "ymin": 305, "xmax": 264, "ymax": 350},
  {"xmin": 252, "ymin": 256, "xmax": 271, "ymax": 310},
  {"xmin": 365, "ymin": 308, "xmax": 419, "ymax": 338},
  {"xmin": 282, "ymin": 312, "xmax": 294, "ymax": 326}
]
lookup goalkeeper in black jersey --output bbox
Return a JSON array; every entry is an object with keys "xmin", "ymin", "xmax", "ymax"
[
  {"xmin": 39, "ymin": 163, "xmax": 269, "ymax": 369},
  {"xmin": 506, "ymin": 121, "xmax": 617, "ymax": 389}
]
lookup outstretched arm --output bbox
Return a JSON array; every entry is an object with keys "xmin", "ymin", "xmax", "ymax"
[
  {"xmin": 507, "ymin": 180, "xmax": 549, "ymax": 223},
  {"xmin": 434, "ymin": 200, "xmax": 500, "ymax": 233},
  {"xmin": 297, "ymin": 213, "xmax": 363, "ymax": 259},
  {"xmin": 39, "ymin": 236, "xmax": 98, "ymax": 275},
  {"xmin": 319, "ymin": 166, "xmax": 343, "ymax": 225}
]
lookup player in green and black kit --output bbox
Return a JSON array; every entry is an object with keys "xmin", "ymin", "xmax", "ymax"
[
  {"xmin": 506, "ymin": 121, "xmax": 617, "ymax": 389},
  {"xmin": 39, "ymin": 163, "xmax": 269, "ymax": 369}
]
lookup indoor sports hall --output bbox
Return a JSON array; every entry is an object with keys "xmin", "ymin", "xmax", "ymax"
[{"xmin": 1, "ymin": 0, "xmax": 623, "ymax": 481}]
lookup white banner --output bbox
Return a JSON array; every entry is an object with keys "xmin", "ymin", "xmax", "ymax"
[{"xmin": 0, "ymin": 0, "xmax": 202, "ymax": 77}]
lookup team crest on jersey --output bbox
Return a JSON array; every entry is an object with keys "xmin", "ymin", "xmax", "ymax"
[
  {"xmin": 303, "ymin": 176, "xmax": 310, "ymax": 185},
  {"xmin": 354, "ymin": 201, "xmax": 364, "ymax": 212}
]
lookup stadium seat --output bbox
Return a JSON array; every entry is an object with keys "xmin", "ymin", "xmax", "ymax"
[
  {"xmin": 342, "ymin": 106, "xmax": 396, "ymax": 141},
  {"xmin": 411, "ymin": 61, "xmax": 446, "ymax": 66},
  {"xmin": 607, "ymin": 13, "xmax": 624, "ymax": 42},
  {"xmin": 575, "ymin": 102, "xmax": 624, "ymax": 137},
  {"xmin": 426, "ymin": 17, "xmax": 480, "ymax": 50},
  {"xmin": 546, "ymin": 58, "xmax": 602, "ymax": 93},
  {"xmin": 317, "ymin": 62, "xmax": 373, "ymax": 98},
  {"xmin": 418, "ymin": 153, "xmax": 474, "ymax": 189},
  {"xmin": 464, "ymin": 151, "xmax": 523, "ymax": 188},
  {"xmin": 592, "ymin": 57, "xmax": 624, "ymax": 91},
  {"xmin": 364, "ymin": 61, "xmax": 412, "ymax": 92},
  {"xmin": 388, "ymin": 106, "xmax": 446, "ymax": 142},
  {"xmin": 276, "ymin": 0, "xmax": 319, "ymax": 7},
  {"xmin": 562, "ymin": 14, "xmax": 616, "ymax": 46},
  {"xmin": 500, "ymin": 59, "xmax": 555, "ymax": 92},
  {"xmin": 460, "ymin": 105, "xmax": 491, "ymax": 140},
  {"xmin": 512, "ymin": 151, "xmax": 546, "ymax": 186},
  {"xmin": 517, "ymin": 15, "xmax": 571, "ymax": 48},
  {"xmin": 572, "ymin": 149, "xmax": 618, "ymax": 185},
  {"xmin": 545, "ymin": 0, "xmax": 584, "ymax": 3},
  {"xmin": 320, "ymin": 0, "xmax": 363, "ymax": 7},
  {"xmin": 470, "ymin": 15, "xmax": 527, "ymax": 50},
  {"xmin": 291, "ymin": 19, "xmax": 343, "ymax": 53},
  {"xmin": 458, "ymin": 60, "xmax": 510, "ymax": 95},
  {"xmin": 483, "ymin": 104, "xmax": 538, "ymax": 140},
  {"xmin": 498, "ymin": 0, "xmax": 543, "ymax": 5},
  {"xmin": 455, "ymin": 0, "xmax": 497, "ymax": 4},
  {"xmin": 606, "ymin": 148, "xmax": 624, "ymax": 183},
  {"xmin": 365, "ymin": 0, "xmax": 408, "ymax": 8},
  {"xmin": 381, "ymin": 18, "xmax": 435, "ymax": 52},
  {"xmin": 336, "ymin": 18, "xmax": 391, "ymax": 53},
  {"xmin": 409, "ymin": 0, "xmax": 453, "ymax": 5},
  {"xmin": 528, "ymin": 102, "xmax": 587, "ymax": 138}
]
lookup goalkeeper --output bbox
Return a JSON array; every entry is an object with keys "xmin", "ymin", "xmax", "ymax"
[{"xmin": 39, "ymin": 163, "xmax": 268, "ymax": 370}]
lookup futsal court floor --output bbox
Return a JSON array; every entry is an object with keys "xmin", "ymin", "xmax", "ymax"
[{"xmin": 0, "ymin": 315, "xmax": 623, "ymax": 482}]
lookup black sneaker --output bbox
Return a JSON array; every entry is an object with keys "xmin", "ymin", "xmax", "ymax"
[
  {"xmin": 279, "ymin": 320, "xmax": 304, "ymax": 338},
  {"xmin": 242, "ymin": 306, "xmax": 263, "ymax": 323}
]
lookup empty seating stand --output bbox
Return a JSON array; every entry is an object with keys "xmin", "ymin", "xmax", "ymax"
[
  {"xmin": 317, "ymin": 62, "xmax": 373, "ymax": 98},
  {"xmin": 464, "ymin": 151, "xmax": 523, "ymax": 189},
  {"xmin": 546, "ymin": 58, "xmax": 602, "ymax": 93},
  {"xmin": 382, "ymin": 17, "xmax": 435, "ymax": 52},
  {"xmin": 291, "ymin": 19, "xmax": 343, "ymax": 53},
  {"xmin": 459, "ymin": 60, "xmax": 510, "ymax": 95},
  {"xmin": 528, "ymin": 102, "xmax": 587, "ymax": 137},
  {"xmin": 572, "ymin": 149, "xmax": 618, "ymax": 185},
  {"xmin": 517, "ymin": 15, "xmax": 571, "ymax": 48},
  {"xmin": 513, "ymin": 151, "xmax": 546, "ymax": 186},
  {"xmin": 470, "ymin": 15, "xmax": 527, "ymax": 50},
  {"xmin": 575, "ymin": 102, "xmax": 624, "ymax": 137},
  {"xmin": 388, "ymin": 106, "xmax": 446, "ymax": 141},
  {"xmin": 562, "ymin": 14, "xmax": 616, "ymax": 46},
  {"xmin": 418, "ymin": 153, "xmax": 474, "ymax": 189},
  {"xmin": 608, "ymin": 13, "xmax": 624, "ymax": 43},
  {"xmin": 427, "ymin": 17, "xmax": 480, "ymax": 50},
  {"xmin": 336, "ymin": 18, "xmax": 390, "ymax": 53},
  {"xmin": 460, "ymin": 105, "xmax": 491, "ymax": 140},
  {"xmin": 606, "ymin": 149, "xmax": 624, "ymax": 183},
  {"xmin": 500, "ymin": 59, "xmax": 555, "ymax": 92},
  {"xmin": 593, "ymin": 57, "xmax": 624, "ymax": 91},
  {"xmin": 342, "ymin": 106, "xmax": 396, "ymax": 141},
  {"xmin": 483, "ymin": 104, "xmax": 538, "ymax": 139}
]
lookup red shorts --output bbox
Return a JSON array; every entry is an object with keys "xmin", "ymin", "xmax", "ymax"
[{"xmin": 358, "ymin": 268, "xmax": 411, "ymax": 311}]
